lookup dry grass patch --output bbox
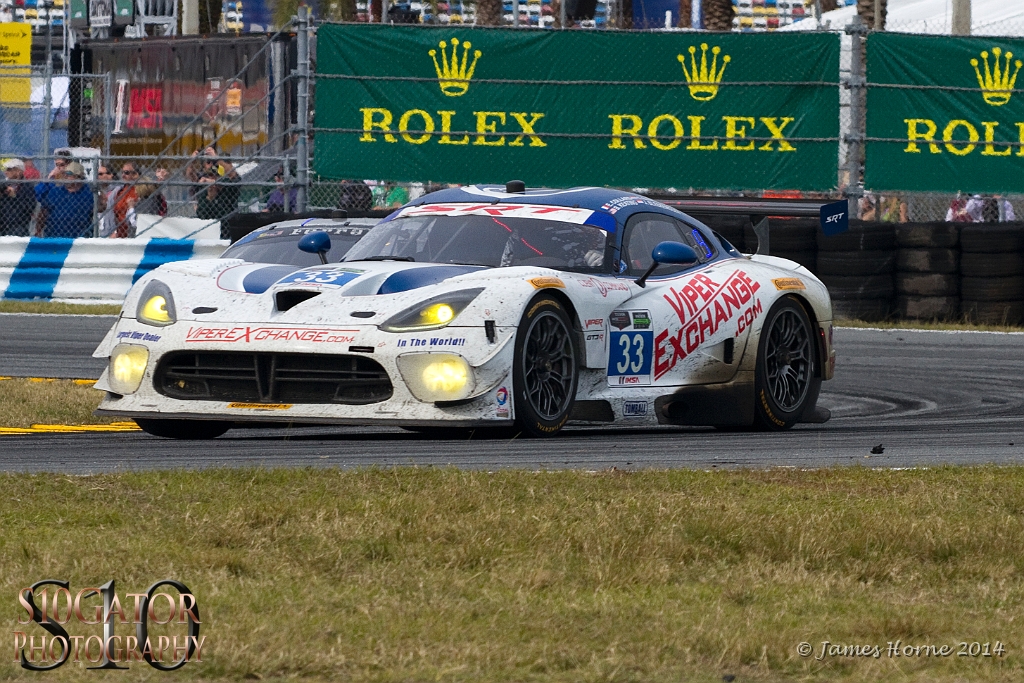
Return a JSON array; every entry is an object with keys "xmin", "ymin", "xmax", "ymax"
[
  {"xmin": 2, "ymin": 467, "xmax": 1024, "ymax": 682},
  {"xmin": 0, "ymin": 378, "xmax": 113, "ymax": 428},
  {"xmin": 0, "ymin": 301, "xmax": 121, "ymax": 315}
]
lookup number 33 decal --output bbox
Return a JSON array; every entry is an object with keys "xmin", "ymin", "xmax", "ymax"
[{"xmin": 616, "ymin": 333, "xmax": 645, "ymax": 374}]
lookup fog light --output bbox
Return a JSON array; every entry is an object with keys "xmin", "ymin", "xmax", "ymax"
[
  {"xmin": 109, "ymin": 344, "xmax": 149, "ymax": 395},
  {"xmin": 397, "ymin": 353, "xmax": 474, "ymax": 402}
]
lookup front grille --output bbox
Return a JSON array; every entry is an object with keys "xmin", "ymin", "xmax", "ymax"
[{"xmin": 155, "ymin": 352, "xmax": 393, "ymax": 404}]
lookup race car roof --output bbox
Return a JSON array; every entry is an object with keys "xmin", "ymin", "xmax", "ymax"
[{"xmin": 399, "ymin": 185, "xmax": 690, "ymax": 227}]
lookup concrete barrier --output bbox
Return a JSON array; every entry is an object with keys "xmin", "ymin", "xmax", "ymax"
[{"xmin": 0, "ymin": 237, "xmax": 228, "ymax": 303}]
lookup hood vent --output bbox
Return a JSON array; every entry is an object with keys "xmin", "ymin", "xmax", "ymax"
[{"xmin": 276, "ymin": 290, "xmax": 321, "ymax": 312}]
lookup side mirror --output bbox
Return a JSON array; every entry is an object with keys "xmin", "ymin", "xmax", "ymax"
[
  {"xmin": 635, "ymin": 241, "xmax": 698, "ymax": 288},
  {"xmin": 298, "ymin": 231, "xmax": 332, "ymax": 265}
]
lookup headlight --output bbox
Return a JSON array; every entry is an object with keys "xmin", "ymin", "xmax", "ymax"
[
  {"xmin": 397, "ymin": 353, "xmax": 475, "ymax": 402},
  {"xmin": 380, "ymin": 289, "xmax": 483, "ymax": 333},
  {"xmin": 136, "ymin": 281, "xmax": 177, "ymax": 327},
  {"xmin": 108, "ymin": 344, "xmax": 149, "ymax": 395}
]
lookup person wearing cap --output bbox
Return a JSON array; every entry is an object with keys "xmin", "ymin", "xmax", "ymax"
[
  {"xmin": 1, "ymin": 158, "xmax": 37, "ymax": 236},
  {"xmin": 35, "ymin": 161, "xmax": 94, "ymax": 238}
]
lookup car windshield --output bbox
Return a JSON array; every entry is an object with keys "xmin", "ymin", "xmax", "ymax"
[
  {"xmin": 221, "ymin": 224, "xmax": 372, "ymax": 266},
  {"xmin": 343, "ymin": 215, "xmax": 611, "ymax": 271}
]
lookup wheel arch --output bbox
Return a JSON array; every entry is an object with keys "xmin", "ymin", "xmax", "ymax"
[
  {"xmin": 526, "ymin": 286, "xmax": 588, "ymax": 366},
  {"xmin": 787, "ymin": 293, "xmax": 825, "ymax": 379}
]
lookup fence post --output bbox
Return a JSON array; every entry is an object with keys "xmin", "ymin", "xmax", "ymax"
[
  {"xmin": 295, "ymin": 4, "xmax": 310, "ymax": 212},
  {"xmin": 103, "ymin": 71, "xmax": 112, "ymax": 160},
  {"xmin": 844, "ymin": 16, "xmax": 867, "ymax": 219}
]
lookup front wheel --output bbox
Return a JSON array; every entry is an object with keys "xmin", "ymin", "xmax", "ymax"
[
  {"xmin": 753, "ymin": 296, "xmax": 819, "ymax": 431},
  {"xmin": 512, "ymin": 296, "xmax": 579, "ymax": 437},
  {"xmin": 135, "ymin": 418, "xmax": 231, "ymax": 440}
]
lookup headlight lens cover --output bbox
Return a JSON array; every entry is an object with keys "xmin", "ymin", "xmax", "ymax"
[
  {"xmin": 397, "ymin": 353, "xmax": 475, "ymax": 403},
  {"xmin": 380, "ymin": 288, "xmax": 483, "ymax": 333},
  {"xmin": 136, "ymin": 281, "xmax": 177, "ymax": 327},
  {"xmin": 109, "ymin": 344, "xmax": 149, "ymax": 394}
]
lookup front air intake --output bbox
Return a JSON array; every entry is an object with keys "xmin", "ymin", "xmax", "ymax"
[
  {"xmin": 155, "ymin": 352, "xmax": 393, "ymax": 404},
  {"xmin": 276, "ymin": 290, "xmax": 321, "ymax": 311}
]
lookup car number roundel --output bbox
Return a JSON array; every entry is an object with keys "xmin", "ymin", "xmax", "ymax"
[{"xmin": 607, "ymin": 309, "xmax": 653, "ymax": 386}]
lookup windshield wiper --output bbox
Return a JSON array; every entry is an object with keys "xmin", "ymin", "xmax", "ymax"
[{"xmin": 355, "ymin": 256, "xmax": 416, "ymax": 262}]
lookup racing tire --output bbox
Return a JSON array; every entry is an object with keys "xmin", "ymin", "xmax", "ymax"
[
  {"xmin": 961, "ymin": 252, "xmax": 1024, "ymax": 278},
  {"xmin": 896, "ymin": 295, "xmax": 960, "ymax": 320},
  {"xmin": 960, "ymin": 224, "xmax": 1024, "ymax": 253},
  {"xmin": 832, "ymin": 298, "xmax": 893, "ymax": 322},
  {"xmin": 961, "ymin": 276, "xmax": 1024, "ymax": 301},
  {"xmin": 961, "ymin": 300, "xmax": 1024, "ymax": 326},
  {"xmin": 896, "ymin": 223, "xmax": 960, "ymax": 249},
  {"xmin": 820, "ymin": 274, "xmax": 895, "ymax": 300},
  {"xmin": 512, "ymin": 295, "xmax": 579, "ymax": 438},
  {"xmin": 135, "ymin": 418, "xmax": 231, "ymax": 440},
  {"xmin": 817, "ymin": 222, "xmax": 896, "ymax": 252},
  {"xmin": 896, "ymin": 248, "xmax": 959, "ymax": 274},
  {"xmin": 753, "ymin": 297, "xmax": 819, "ymax": 431},
  {"xmin": 896, "ymin": 273, "xmax": 959, "ymax": 297},
  {"xmin": 816, "ymin": 250, "xmax": 896, "ymax": 276}
]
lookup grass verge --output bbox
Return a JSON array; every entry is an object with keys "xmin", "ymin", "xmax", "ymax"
[
  {"xmin": 0, "ymin": 301, "xmax": 121, "ymax": 315},
  {"xmin": 3, "ymin": 467, "xmax": 1024, "ymax": 682},
  {"xmin": 0, "ymin": 378, "xmax": 114, "ymax": 428}
]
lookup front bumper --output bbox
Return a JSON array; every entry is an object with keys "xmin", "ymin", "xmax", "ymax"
[{"xmin": 94, "ymin": 319, "xmax": 518, "ymax": 426}]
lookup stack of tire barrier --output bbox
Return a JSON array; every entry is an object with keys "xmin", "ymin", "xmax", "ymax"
[
  {"xmin": 743, "ymin": 218, "xmax": 818, "ymax": 271},
  {"xmin": 894, "ymin": 223, "xmax": 960, "ymax": 320},
  {"xmin": 815, "ymin": 222, "xmax": 896, "ymax": 322},
  {"xmin": 959, "ymin": 224, "xmax": 1024, "ymax": 325}
]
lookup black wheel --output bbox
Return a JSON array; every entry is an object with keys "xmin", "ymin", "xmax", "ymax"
[
  {"xmin": 135, "ymin": 418, "xmax": 231, "ymax": 440},
  {"xmin": 512, "ymin": 296, "xmax": 579, "ymax": 437},
  {"xmin": 753, "ymin": 297, "xmax": 819, "ymax": 431}
]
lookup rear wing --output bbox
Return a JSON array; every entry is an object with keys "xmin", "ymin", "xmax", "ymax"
[{"xmin": 648, "ymin": 196, "xmax": 849, "ymax": 255}]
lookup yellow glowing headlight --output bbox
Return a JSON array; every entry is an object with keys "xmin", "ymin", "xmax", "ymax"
[
  {"xmin": 141, "ymin": 296, "xmax": 171, "ymax": 324},
  {"xmin": 135, "ymin": 281, "xmax": 177, "ymax": 327},
  {"xmin": 397, "ymin": 353, "xmax": 475, "ymax": 403},
  {"xmin": 423, "ymin": 303, "xmax": 454, "ymax": 325},
  {"xmin": 108, "ymin": 344, "xmax": 149, "ymax": 395}
]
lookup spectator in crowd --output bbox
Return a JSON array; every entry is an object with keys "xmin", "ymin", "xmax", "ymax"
[
  {"xmin": 1, "ymin": 159, "xmax": 38, "ymax": 236},
  {"xmin": 21, "ymin": 158, "xmax": 40, "ymax": 180},
  {"xmin": 967, "ymin": 194, "xmax": 1015, "ymax": 222},
  {"xmin": 385, "ymin": 182, "xmax": 409, "ymax": 208},
  {"xmin": 110, "ymin": 162, "xmax": 140, "ymax": 238},
  {"xmin": 96, "ymin": 164, "xmax": 120, "ymax": 237},
  {"xmin": 338, "ymin": 180, "xmax": 373, "ymax": 211},
  {"xmin": 946, "ymin": 193, "xmax": 970, "ymax": 222},
  {"xmin": 196, "ymin": 160, "xmax": 241, "ymax": 221},
  {"xmin": 35, "ymin": 161, "xmax": 94, "ymax": 238},
  {"xmin": 879, "ymin": 195, "xmax": 907, "ymax": 223},
  {"xmin": 47, "ymin": 153, "xmax": 69, "ymax": 180},
  {"xmin": 266, "ymin": 167, "xmax": 298, "ymax": 212},
  {"xmin": 120, "ymin": 182, "xmax": 164, "ymax": 238}
]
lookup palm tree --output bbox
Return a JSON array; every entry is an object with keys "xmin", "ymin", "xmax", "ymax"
[
  {"xmin": 856, "ymin": 0, "xmax": 886, "ymax": 29},
  {"xmin": 475, "ymin": 0, "xmax": 503, "ymax": 25},
  {"xmin": 702, "ymin": 0, "xmax": 735, "ymax": 31}
]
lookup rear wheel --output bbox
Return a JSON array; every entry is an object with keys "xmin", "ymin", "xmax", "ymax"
[
  {"xmin": 753, "ymin": 297, "xmax": 818, "ymax": 430},
  {"xmin": 135, "ymin": 418, "xmax": 231, "ymax": 440},
  {"xmin": 513, "ymin": 296, "xmax": 578, "ymax": 437}
]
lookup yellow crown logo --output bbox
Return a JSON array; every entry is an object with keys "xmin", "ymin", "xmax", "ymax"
[
  {"xmin": 429, "ymin": 38, "xmax": 481, "ymax": 97},
  {"xmin": 678, "ymin": 43, "xmax": 731, "ymax": 102},
  {"xmin": 970, "ymin": 47, "xmax": 1022, "ymax": 106}
]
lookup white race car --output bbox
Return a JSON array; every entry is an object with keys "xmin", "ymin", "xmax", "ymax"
[{"xmin": 93, "ymin": 185, "xmax": 836, "ymax": 439}]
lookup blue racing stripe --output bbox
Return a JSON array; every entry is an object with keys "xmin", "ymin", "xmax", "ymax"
[
  {"xmin": 132, "ymin": 239, "xmax": 195, "ymax": 284},
  {"xmin": 4, "ymin": 238, "xmax": 75, "ymax": 300}
]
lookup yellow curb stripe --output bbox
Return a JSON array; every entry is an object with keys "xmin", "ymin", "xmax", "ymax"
[
  {"xmin": 0, "ymin": 422, "xmax": 141, "ymax": 435},
  {"xmin": 0, "ymin": 377, "xmax": 97, "ymax": 385}
]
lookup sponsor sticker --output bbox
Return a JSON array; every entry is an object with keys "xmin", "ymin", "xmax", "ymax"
[
  {"xmin": 274, "ymin": 268, "xmax": 365, "ymax": 289},
  {"xmin": 116, "ymin": 330, "xmax": 161, "ymax": 342},
  {"xmin": 186, "ymin": 326, "xmax": 358, "ymax": 344},
  {"xmin": 399, "ymin": 203, "xmax": 593, "ymax": 224},
  {"xmin": 228, "ymin": 403, "xmax": 293, "ymax": 410},
  {"xmin": 607, "ymin": 309, "xmax": 654, "ymax": 387},
  {"xmin": 396, "ymin": 337, "xmax": 467, "ymax": 348},
  {"xmin": 577, "ymin": 277, "xmax": 630, "ymax": 298},
  {"xmin": 585, "ymin": 318, "xmax": 604, "ymax": 329},
  {"xmin": 772, "ymin": 277, "xmax": 805, "ymax": 290},
  {"xmin": 496, "ymin": 386, "xmax": 509, "ymax": 406},
  {"xmin": 529, "ymin": 276, "xmax": 566, "ymax": 289},
  {"xmin": 623, "ymin": 401, "xmax": 648, "ymax": 417}
]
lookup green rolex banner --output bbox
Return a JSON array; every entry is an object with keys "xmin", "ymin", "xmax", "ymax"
[
  {"xmin": 865, "ymin": 33, "xmax": 1024, "ymax": 194},
  {"xmin": 313, "ymin": 25, "xmax": 840, "ymax": 191}
]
